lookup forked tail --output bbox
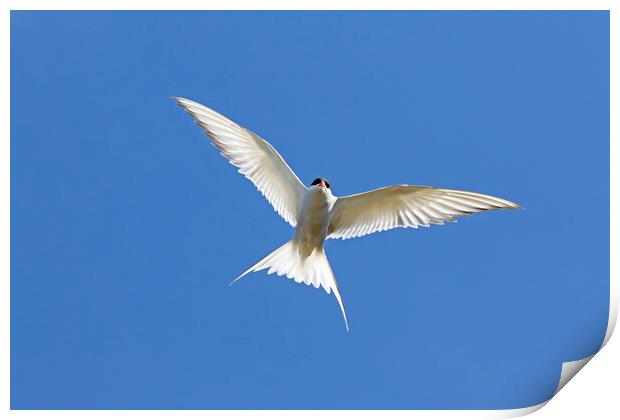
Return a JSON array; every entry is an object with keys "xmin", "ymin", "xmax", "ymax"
[{"xmin": 231, "ymin": 241, "xmax": 349, "ymax": 331}]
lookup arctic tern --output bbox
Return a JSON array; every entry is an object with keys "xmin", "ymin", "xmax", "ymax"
[{"xmin": 174, "ymin": 97, "xmax": 521, "ymax": 331}]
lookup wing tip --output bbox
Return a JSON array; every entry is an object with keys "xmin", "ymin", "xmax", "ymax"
[
  {"xmin": 171, "ymin": 96, "xmax": 199, "ymax": 109},
  {"xmin": 504, "ymin": 200, "xmax": 524, "ymax": 210}
]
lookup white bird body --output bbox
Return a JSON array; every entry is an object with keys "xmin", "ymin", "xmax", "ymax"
[
  {"xmin": 174, "ymin": 97, "xmax": 521, "ymax": 331},
  {"xmin": 295, "ymin": 185, "xmax": 336, "ymax": 256}
]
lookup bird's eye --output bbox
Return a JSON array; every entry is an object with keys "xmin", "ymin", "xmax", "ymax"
[
  {"xmin": 311, "ymin": 178, "xmax": 322, "ymax": 186},
  {"xmin": 325, "ymin": 180, "xmax": 331, "ymax": 189}
]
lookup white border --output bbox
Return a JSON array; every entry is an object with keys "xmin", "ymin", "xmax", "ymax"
[{"xmin": 2, "ymin": 1, "xmax": 616, "ymax": 418}]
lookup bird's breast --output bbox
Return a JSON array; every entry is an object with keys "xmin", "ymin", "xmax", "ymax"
[{"xmin": 294, "ymin": 188, "xmax": 333, "ymax": 256}]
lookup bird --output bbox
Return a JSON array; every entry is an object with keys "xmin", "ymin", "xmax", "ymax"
[{"xmin": 173, "ymin": 97, "xmax": 521, "ymax": 331}]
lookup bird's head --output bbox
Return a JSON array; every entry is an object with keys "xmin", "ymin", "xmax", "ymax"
[{"xmin": 310, "ymin": 178, "xmax": 331, "ymax": 190}]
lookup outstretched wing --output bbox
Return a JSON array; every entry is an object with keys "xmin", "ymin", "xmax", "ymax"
[
  {"xmin": 174, "ymin": 97, "xmax": 307, "ymax": 227},
  {"xmin": 328, "ymin": 185, "xmax": 520, "ymax": 240}
]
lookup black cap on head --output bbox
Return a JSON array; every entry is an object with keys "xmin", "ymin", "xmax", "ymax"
[{"xmin": 310, "ymin": 178, "xmax": 331, "ymax": 189}]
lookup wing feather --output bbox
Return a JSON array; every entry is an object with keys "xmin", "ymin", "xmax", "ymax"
[
  {"xmin": 328, "ymin": 185, "xmax": 520, "ymax": 240},
  {"xmin": 174, "ymin": 97, "xmax": 306, "ymax": 227}
]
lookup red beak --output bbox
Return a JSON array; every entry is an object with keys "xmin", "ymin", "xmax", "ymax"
[{"xmin": 319, "ymin": 180, "xmax": 327, "ymax": 188}]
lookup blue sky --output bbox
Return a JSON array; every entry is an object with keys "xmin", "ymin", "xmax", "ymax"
[{"xmin": 11, "ymin": 11, "xmax": 609, "ymax": 409}]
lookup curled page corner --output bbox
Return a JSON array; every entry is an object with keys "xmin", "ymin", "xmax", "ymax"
[
  {"xmin": 487, "ymin": 275, "xmax": 618, "ymax": 419},
  {"xmin": 549, "ymin": 270, "xmax": 618, "ymax": 398},
  {"xmin": 554, "ymin": 356, "xmax": 595, "ymax": 395}
]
